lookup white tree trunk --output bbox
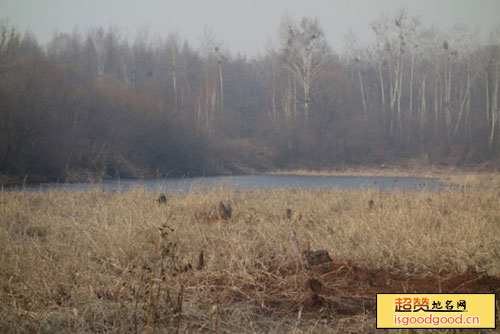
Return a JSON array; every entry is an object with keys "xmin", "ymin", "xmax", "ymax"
[
  {"xmin": 358, "ymin": 67, "xmax": 367, "ymax": 116},
  {"xmin": 489, "ymin": 64, "xmax": 499, "ymax": 147}
]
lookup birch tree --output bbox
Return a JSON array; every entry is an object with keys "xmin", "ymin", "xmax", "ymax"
[
  {"xmin": 281, "ymin": 17, "xmax": 330, "ymax": 127},
  {"xmin": 486, "ymin": 28, "xmax": 500, "ymax": 147}
]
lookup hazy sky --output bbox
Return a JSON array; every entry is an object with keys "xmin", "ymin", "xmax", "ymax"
[{"xmin": 1, "ymin": 0, "xmax": 499, "ymax": 57}]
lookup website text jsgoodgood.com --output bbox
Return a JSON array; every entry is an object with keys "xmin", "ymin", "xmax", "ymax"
[{"xmin": 394, "ymin": 313, "xmax": 480, "ymax": 327}]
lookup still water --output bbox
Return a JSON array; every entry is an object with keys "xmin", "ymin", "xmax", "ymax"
[{"xmin": 23, "ymin": 174, "xmax": 451, "ymax": 193}]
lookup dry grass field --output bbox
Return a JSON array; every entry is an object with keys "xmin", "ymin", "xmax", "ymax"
[{"xmin": 1, "ymin": 186, "xmax": 499, "ymax": 333}]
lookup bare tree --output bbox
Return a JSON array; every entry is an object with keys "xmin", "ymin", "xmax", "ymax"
[{"xmin": 281, "ymin": 16, "xmax": 330, "ymax": 126}]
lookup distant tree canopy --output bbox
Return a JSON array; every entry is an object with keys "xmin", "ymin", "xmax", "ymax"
[{"xmin": 1, "ymin": 11, "xmax": 500, "ymax": 183}]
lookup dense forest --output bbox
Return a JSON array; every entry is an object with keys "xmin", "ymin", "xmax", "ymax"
[{"xmin": 1, "ymin": 11, "xmax": 500, "ymax": 183}]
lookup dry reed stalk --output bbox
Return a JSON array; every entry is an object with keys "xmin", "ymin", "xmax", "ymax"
[{"xmin": 0, "ymin": 186, "xmax": 499, "ymax": 333}]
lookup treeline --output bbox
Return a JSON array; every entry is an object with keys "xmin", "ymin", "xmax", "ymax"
[{"xmin": 1, "ymin": 11, "xmax": 500, "ymax": 182}]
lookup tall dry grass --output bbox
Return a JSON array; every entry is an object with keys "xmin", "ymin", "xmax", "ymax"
[
  {"xmin": 1, "ymin": 186, "xmax": 499, "ymax": 333},
  {"xmin": 444, "ymin": 172, "xmax": 500, "ymax": 188}
]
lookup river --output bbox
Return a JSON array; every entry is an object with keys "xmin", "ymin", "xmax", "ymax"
[{"xmin": 19, "ymin": 174, "xmax": 452, "ymax": 193}]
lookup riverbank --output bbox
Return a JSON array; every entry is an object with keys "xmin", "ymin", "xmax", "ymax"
[
  {"xmin": 3, "ymin": 160, "xmax": 499, "ymax": 188},
  {"xmin": 269, "ymin": 164, "xmax": 500, "ymax": 187},
  {"xmin": 1, "ymin": 187, "xmax": 498, "ymax": 333}
]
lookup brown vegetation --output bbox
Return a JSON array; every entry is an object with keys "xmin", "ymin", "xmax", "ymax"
[
  {"xmin": 157, "ymin": 193, "xmax": 168, "ymax": 205},
  {"xmin": 218, "ymin": 201, "xmax": 232, "ymax": 220},
  {"xmin": 444, "ymin": 172, "xmax": 500, "ymax": 188},
  {"xmin": 1, "ymin": 187, "xmax": 499, "ymax": 333}
]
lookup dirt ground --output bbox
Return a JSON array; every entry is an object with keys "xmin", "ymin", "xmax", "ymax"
[{"xmin": 211, "ymin": 259, "xmax": 500, "ymax": 319}]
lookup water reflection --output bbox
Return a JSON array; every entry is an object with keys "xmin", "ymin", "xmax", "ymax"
[{"xmin": 21, "ymin": 174, "xmax": 453, "ymax": 193}]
